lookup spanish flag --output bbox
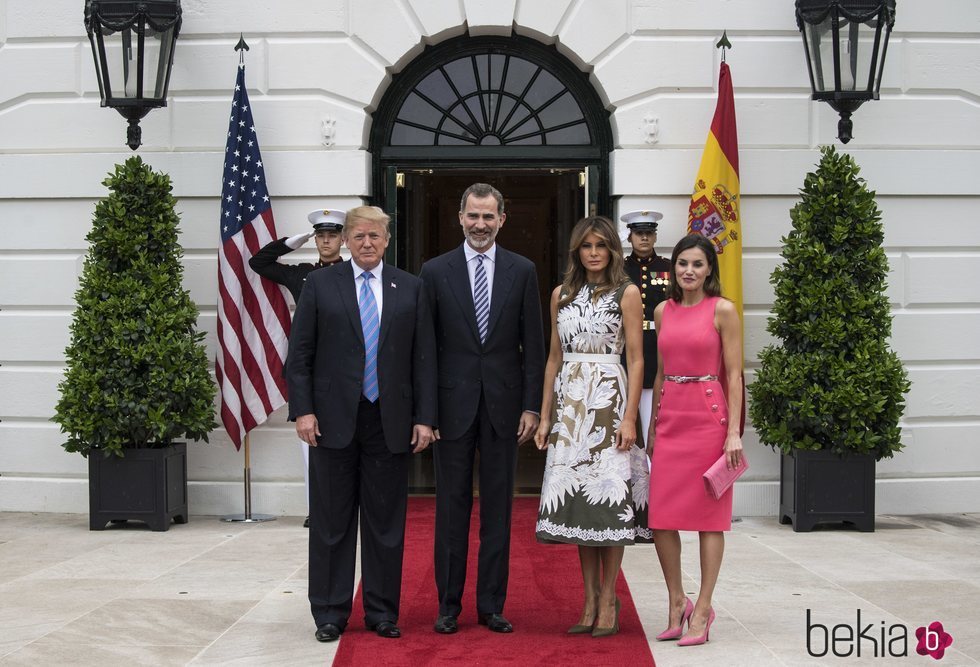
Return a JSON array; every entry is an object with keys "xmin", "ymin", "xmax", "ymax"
[{"xmin": 688, "ymin": 61, "xmax": 742, "ymax": 320}]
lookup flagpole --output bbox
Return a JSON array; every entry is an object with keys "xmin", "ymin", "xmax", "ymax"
[
  {"xmin": 221, "ymin": 433, "xmax": 276, "ymax": 523},
  {"xmin": 719, "ymin": 33, "xmax": 742, "ymax": 526},
  {"xmin": 215, "ymin": 35, "xmax": 280, "ymax": 523}
]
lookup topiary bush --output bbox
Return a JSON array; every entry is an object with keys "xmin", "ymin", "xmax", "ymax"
[
  {"xmin": 54, "ymin": 156, "xmax": 216, "ymax": 457},
  {"xmin": 749, "ymin": 146, "xmax": 910, "ymax": 460}
]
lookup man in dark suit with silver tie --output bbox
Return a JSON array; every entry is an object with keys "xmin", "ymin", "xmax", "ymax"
[
  {"xmin": 420, "ymin": 183, "xmax": 546, "ymax": 635},
  {"xmin": 287, "ymin": 206, "xmax": 437, "ymax": 643}
]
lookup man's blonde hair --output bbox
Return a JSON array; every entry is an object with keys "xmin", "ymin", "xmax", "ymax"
[{"xmin": 344, "ymin": 205, "xmax": 391, "ymax": 238}]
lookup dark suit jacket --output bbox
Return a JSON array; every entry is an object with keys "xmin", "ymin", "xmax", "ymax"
[
  {"xmin": 286, "ymin": 261, "xmax": 437, "ymax": 452},
  {"xmin": 420, "ymin": 245, "xmax": 545, "ymax": 441},
  {"xmin": 249, "ymin": 238, "xmax": 342, "ymax": 420}
]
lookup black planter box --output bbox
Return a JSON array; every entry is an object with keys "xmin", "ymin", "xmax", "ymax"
[
  {"xmin": 88, "ymin": 443, "xmax": 188, "ymax": 531},
  {"xmin": 779, "ymin": 449, "xmax": 875, "ymax": 532}
]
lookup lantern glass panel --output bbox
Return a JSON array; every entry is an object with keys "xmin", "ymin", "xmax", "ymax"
[
  {"xmin": 804, "ymin": 13, "xmax": 883, "ymax": 95},
  {"xmin": 838, "ymin": 19, "xmax": 877, "ymax": 92},
  {"xmin": 804, "ymin": 16, "xmax": 834, "ymax": 93},
  {"xmin": 153, "ymin": 25, "xmax": 176, "ymax": 98},
  {"xmin": 97, "ymin": 22, "xmax": 175, "ymax": 102}
]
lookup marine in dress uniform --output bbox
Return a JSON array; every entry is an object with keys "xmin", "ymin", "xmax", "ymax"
[
  {"xmin": 249, "ymin": 209, "xmax": 347, "ymax": 301},
  {"xmin": 620, "ymin": 210, "xmax": 671, "ymax": 444},
  {"xmin": 248, "ymin": 209, "xmax": 346, "ymax": 527}
]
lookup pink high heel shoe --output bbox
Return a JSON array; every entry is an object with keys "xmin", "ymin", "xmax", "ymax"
[
  {"xmin": 655, "ymin": 597, "xmax": 694, "ymax": 641},
  {"xmin": 678, "ymin": 607, "xmax": 715, "ymax": 646}
]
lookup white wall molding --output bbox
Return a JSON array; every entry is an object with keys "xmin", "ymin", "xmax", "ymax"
[{"xmin": 3, "ymin": 476, "xmax": 977, "ymax": 519}]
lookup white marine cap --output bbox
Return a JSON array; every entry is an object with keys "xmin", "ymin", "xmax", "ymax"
[
  {"xmin": 307, "ymin": 208, "xmax": 346, "ymax": 232},
  {"xmin": 620, "ymin": 209, "xmax": 664, "ymax": 231}
]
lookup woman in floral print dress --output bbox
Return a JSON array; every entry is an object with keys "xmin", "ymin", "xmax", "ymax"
[{"xmin": 534, "ymin": 215, "xmax": 650, "ymax": 638}]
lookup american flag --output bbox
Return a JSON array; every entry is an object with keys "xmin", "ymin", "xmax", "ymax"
[{"xmin": 216, "ymin": 63, "xmax": 291, "ymax": 449}]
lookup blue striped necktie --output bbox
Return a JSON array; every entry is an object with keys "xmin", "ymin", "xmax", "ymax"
[
  {"xmin": 358, "ymin": 272, "xmax": 380, "ymax": 402},
  {"xmin": 474, "ymin": 254, "xmax": 489, "ymax": 344}
]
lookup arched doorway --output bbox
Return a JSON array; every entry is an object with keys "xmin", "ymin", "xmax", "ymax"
[{"xmin": 370, "ymin": 34, "xmax": 613, "ymax": 492}]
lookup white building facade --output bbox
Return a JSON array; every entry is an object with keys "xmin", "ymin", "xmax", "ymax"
[{"xmin": 1, "ymin": 0, "xmax": 978, "ymax": 517}]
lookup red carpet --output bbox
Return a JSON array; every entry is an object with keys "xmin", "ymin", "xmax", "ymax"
[{"xmin": 333, "ymin": 496, "xmax": 655, "ymax": 666}]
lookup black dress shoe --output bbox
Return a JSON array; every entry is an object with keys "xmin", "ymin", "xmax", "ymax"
[
  {"xmin": 315, "ymin": 623, "xmax": 342, "ymax": 642},
  {"xmin": 303, "ymin": 516, "xmax": 310, "ymax": 528},
  {"xmin": 433, "ymin": 615, "xmax": 458, "ymax": 634},
  {"xmin": 478, "ymin": 613, "xmax": 513, "ymax": 633},
  {"xmin": 372, "ymin": 621, "xmax": 401, "ymax": 638}
]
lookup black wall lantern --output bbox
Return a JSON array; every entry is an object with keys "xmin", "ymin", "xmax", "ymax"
[
  {"xmin": 796, "ymin": 0, "xmax": 896, "ymax": 143},
  {"xmin": 84, "ymin": 0, "xmax": 182, "ymax": 150}
]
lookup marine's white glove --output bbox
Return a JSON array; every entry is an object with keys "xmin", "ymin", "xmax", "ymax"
[{"xmin": 285, "ymin": 232, "xmax": 314, "ymax": 250}]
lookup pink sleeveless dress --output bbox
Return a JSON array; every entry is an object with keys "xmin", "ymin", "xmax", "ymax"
[{"xmin": 649, "ymin": 296, "xmax": 732, "ymax": 531}]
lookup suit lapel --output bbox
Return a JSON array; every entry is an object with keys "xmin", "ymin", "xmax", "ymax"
[
  {"xmin": 339, "ymin": 261, "xmax": 364, "ymax": 344},
  {"xmin": 379, "ymin": 265, "xmax": 399, "ymax": 349},
  {"xmin": 447, "ymin": 246, "xmax": 482, "ymax": 344},
  {"xmin": 487, "ymin": 246, "xmax": 515, "ymax": 340}
]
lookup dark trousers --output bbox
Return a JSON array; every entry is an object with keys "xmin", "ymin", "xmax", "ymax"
[
  {"xmin": 308, "ymin": 399, "xmax": 408, "ymax": 629},
  {"xmin": 433, "ymin": 393, "xmax": 518, "ymax": 617}
]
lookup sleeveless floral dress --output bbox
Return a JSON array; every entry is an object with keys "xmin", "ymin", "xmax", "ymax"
[{"xmin": 535, "ymin": 283, "xmax": 653, "ymax": 546}]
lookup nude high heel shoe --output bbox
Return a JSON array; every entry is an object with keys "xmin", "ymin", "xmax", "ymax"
[
  {"xmin": 568, "ymin": 596, "xmax": 598, "ymax": 634},
  {"xmin": 655, "ymin": 596, "xmax": 694, "ymax": 641},
  {"xmin": 678, "ymin": 607, "xmax": 715, "ymax": 646},
  {"xmin": 591, "ymin": 598, "xmax": 620, "ymax": 638}
]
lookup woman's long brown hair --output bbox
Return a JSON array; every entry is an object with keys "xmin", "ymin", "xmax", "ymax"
[{"xmin": 558, "ymin": 216, "xmax": 631, "ymax": 309}]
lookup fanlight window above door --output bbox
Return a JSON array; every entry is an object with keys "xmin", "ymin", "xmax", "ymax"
[{"xmin": 390, "ymin": 53, "xmax": 591, "ymax": 146}]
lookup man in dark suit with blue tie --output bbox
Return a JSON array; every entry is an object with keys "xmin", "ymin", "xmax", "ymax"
[
  {"xmin": 287, "ymin": 206, "xmax": 437, "ymax": 643},
  {"xmin": 420, "ymin": 183, "xmax": 546, "ymax": 635}
]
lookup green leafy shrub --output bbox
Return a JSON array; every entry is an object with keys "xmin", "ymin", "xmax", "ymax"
[
  {"xmin": 54, "ymin": 156, "xmax": 216, "ymax": 457},
  {"xmin": 749, "ymin": 146, "xmax": 910, "ymax": 460}
]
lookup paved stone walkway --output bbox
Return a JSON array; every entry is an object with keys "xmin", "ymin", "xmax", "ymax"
[{"xmin": 1, "ymin": 510, "xmax": 977, "ymax": 665}]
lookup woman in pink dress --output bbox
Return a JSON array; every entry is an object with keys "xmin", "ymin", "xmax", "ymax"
[{"xmin": 647, "ymin": 234, "xmax": 743, "ymax": 646}]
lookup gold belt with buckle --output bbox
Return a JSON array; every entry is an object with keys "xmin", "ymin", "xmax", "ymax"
[{"xmin": 664, "ymin": 374, "xmax": 718, "ymax": 383}]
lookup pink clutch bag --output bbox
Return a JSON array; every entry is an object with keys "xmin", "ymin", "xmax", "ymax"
[{"xmin": 703, "ymin": 453, "xmax": 748, "ymax": 500}]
